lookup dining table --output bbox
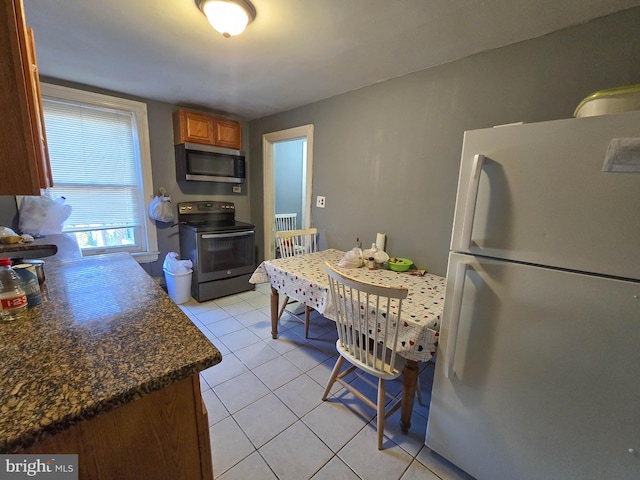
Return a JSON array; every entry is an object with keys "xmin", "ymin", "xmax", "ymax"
[{"xmin": 249, "ymin": 248, "xmax": 446, "ymax": 433}]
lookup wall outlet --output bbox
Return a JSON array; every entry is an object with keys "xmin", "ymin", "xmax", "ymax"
[
  {"xmin": 232, "ymin": 185, "xmax": 242, "ymax": 193},
  {"xmin": 316, "ymin": 196, "xmax": 326, "ymax": 208}
]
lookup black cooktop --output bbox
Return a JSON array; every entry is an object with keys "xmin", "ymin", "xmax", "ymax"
[{"xmin": 177, "ymin": 200, "xmax": 254, "ymax": 233}]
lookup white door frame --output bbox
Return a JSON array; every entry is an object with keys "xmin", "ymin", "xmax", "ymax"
[{"xmin": 263, "ymin": 124, "xmax": 314, "ymax": 260}]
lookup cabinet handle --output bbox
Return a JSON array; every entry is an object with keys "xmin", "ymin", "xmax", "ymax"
[{"xmin": 201, "ymin": 231, "xmax": 254, "ymax": 239}]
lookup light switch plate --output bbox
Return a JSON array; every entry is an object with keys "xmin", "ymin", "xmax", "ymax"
[{"xmin": 316, "ymin": 196, "xmax": 326, "ymax": 208}]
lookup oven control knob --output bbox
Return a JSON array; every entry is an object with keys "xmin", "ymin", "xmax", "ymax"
[{"xmin": 227, "ymin": 270, "xmax": 232, "ymax": 275}]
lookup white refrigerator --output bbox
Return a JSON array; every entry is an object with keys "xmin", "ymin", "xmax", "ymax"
[{"xmin": 426, "ymin": 110, "xmax": 640, "ymax": 480}]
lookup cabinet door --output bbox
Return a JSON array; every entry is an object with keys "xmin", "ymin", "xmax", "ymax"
[
  {"xmin": 26, "ymin": 27, "xmax": 52, "ymax": 188},
  {"xmin": 24, "ymin": 375, "xmax": 214, "ymax": 480},
  {"xmin": 173, "ymin": 109, "xmax": 215, "ymax": 145},
  {"xmin": 0, "ymin": 0, "xmax": 50, "ymax": 195},
  {"xmin": 213, "ymin": 116, "xmax": 242, "ymax": 150}
]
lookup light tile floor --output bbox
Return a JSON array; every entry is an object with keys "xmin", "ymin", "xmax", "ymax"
[{"xmin": 179, "ymin": 283, "xmax": 475, "ymax": 480}]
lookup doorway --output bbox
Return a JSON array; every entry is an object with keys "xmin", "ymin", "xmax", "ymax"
[{"xmin": 263, "ymin": 124, "xmax": 314, "ymax": 260}]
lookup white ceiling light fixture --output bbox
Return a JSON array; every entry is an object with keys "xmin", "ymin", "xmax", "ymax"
[{"xmin": 196, "ymin": 0, "xmax": 256, "ymax": 38}]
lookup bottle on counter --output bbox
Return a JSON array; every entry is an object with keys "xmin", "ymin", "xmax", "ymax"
[
  {"xmin": 0, "ymin": 258, "xmax": 28, "ymax": 322},
  {"xmin": 13, "ymin": 263, "xmax": 42, "ymax": 308},
  {"xmin": 354, "ymin": 237, "xmax": 363, "ymax": 267}
]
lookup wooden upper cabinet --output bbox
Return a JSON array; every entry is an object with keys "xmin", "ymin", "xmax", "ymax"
[
  {"xmin": 0, "ymin": 0, "xmax": 52, "ymax": 195},
  {"xmin": 173, "ymin": 109, "xmax": 242, "ymax": 150},
  {"xmin": 26, "ymin": 27, "xmax": 53, "ymax": 188},
  {"xmin": 173, "ymin": 109, "xmax": 215, "ymax": 145},
  {"xmin": 213, "ymin": 116, "xmax": 242, "ymax": 150}
]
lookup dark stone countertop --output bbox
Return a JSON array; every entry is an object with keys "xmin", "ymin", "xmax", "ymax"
[{"xmin": 0, "ymin": 236, "xmax": 221, "ymax": 452}]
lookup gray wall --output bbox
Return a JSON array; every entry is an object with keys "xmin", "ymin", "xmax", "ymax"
[
  {"xmin": 1, "ymin": 79, "xmax": 251, "ymax": 277},
  {"xmin": 249, "ymin": 7, "xmax": 640, "ymax": 277},
  {"xmin": 0, "ymin": 196, "xmax": 19, "ymax": 231}
]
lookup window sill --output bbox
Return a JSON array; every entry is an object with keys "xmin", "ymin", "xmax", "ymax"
[{"xmin": 132, "ymin": 251, "xmax": 160, "ymax": 264}]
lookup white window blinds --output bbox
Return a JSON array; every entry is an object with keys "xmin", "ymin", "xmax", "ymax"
[
  {"xmin": 43, "ymin": 99, "xmax": 144, "ymax": 233},
  {"xmin": 38, "ymin": 83, "xmax": 158, "ymax": 262}
]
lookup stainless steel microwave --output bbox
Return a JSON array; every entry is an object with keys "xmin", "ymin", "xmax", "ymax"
[{"xmin": 175, "ymin": 143, "xmax": 246, "ymax": 183}]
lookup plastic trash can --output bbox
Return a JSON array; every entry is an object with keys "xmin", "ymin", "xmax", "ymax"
[{"xmin": 163, "ymin": 268, "xmax": 192, "ymax": 304}]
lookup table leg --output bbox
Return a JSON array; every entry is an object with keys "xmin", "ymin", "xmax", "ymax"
[
  {"xmin": 270, "ymin": 286, "xmax": 279, "ymax": 339},
  {"xmin": 401, "ymin": 360, "xmax": 419, "ymax": 433}
]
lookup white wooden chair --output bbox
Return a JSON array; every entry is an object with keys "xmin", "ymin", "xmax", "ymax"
[
  {"xmin": 274, "ymin": 213, "xmax": 297, "ymax": 232},
  {"xmin": 322, "ymin": 261, "xmax": 408, "ymax": 450},
  {"xmin": 275, "ymin": 227, "xmax": 318, "ymax": 258},
  {"xmin": 274, "ymin": 214, "xmax": 299, "ymax": 258},
  {"xmin": 274, "ymin": 228, "xmax": 318, "ymax": 338}
]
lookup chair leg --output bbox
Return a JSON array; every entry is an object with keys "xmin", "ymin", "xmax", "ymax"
[
  {"xmin": 278, "ymin": 295, "xmax": 289, "ymax": 320},
  {"xmin": 304, "ymin": 305, "xmax": 311, "ymax": 338},
  {"xmin": 377, "ymin": 378, "xmax": 385, "ymax": 450},
  {"xmin": 322, "ymin": 356, "xmax": 344, "ymax": 401}
]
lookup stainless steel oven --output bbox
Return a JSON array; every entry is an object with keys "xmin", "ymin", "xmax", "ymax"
[{"xmin": 178, "ymin": 201, "xmax": 255, "ymax": 302}]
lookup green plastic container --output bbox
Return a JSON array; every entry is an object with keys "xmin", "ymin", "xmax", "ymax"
[
  {"xmin": 574, "ymin": 84, "xmax": 640, "ymax": 117},
  {"xmin": 388, "ymin": 257, "xmax": 413, "ymax": 272}
]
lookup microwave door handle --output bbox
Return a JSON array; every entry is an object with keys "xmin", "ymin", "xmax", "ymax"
[
  {"xmin": 185, "ymin": 174, "xmax": 245, "ymax": 183},
  {"xmin": 201, "ymin": 231, "xmax": 254, "ymax": 239}
]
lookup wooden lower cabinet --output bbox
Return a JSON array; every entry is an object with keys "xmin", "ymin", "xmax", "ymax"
[{"xmin": 23, "ymin": 375, "xmax": 214, "ymax": 480}]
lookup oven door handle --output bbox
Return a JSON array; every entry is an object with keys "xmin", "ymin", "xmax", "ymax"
[{"xmin": 201, "ymin": 231, "xmax": 254, "ymax": 239}]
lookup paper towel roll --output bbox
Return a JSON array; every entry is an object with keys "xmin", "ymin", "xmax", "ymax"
[{"xmin": 376, "ymin": 233, "xmax": 386, "ymax": 251}]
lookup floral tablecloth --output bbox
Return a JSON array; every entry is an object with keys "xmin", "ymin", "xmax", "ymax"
[{"xmin": 250, "ymin": 249, "xmax": 445, "ymax": 362}]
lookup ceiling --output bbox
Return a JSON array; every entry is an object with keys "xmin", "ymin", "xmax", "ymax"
[{"xmin": 23, "ymin": 0, "xmax": 640, "ymax": 120}]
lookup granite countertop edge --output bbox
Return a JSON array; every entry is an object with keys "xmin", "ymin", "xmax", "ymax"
[
  {"xmin": 0, "ymin": 235, "xmax": 222, "ymax": 452},
  {"xmin": 4, "ymin": 354, "xmax": 221, "ymax": 453}
]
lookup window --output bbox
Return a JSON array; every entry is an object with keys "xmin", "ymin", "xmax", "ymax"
[{"xmin": 39, "ymin": 84, "xmax": 158, "ymax": 262}]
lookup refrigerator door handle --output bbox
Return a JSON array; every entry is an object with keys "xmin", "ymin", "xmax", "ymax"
[
  {"xmin": 444, "ymin": 258, "xmax": 469, "ymax": 379},
  {"xmin": 454, "ymin": 154, "xmax": 486, "ymax": 251}
]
